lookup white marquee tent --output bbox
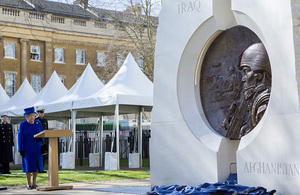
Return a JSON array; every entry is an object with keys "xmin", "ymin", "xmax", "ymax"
[
  {"xmin": 73, "ymin": 53, "xmax": 153, "ymax": 113},
  {"xmin": 0, "ymin": 78, "xmax": 37, "ymax": 116},
  {"xmin": 9, "ymin": 71, "xmax": 68, "ymax": 118},
  {"xmin": 0, "ymin": 84, "xmax": 10, "ymax": 108},
  {"xmin": 43, "ymin": 63, "xmax": 104, "ymax": 118},
  {"xmin": 71, "ymin": 53, "xmax": 153, "ymax": 169},
  {"xmin": 3, "ymin": 53, "xmax": 153, "ymax": 169},
  {"xmin": 38, "ymin": 64, "xmax": 105, "ymax": 161}
]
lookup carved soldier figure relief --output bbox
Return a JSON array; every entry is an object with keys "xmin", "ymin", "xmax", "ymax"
[
  {"xmin": 200, "ymin": 26, "xmax": 272, "ymax": 139},
  {"xmin": 224, "ymin": 43, "xmax": 271, "ymax": 139}
]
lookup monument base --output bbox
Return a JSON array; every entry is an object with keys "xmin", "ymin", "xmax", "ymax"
[{"xmin": 36, "ymin": 185, "xmax": 73, "ymax": 191}]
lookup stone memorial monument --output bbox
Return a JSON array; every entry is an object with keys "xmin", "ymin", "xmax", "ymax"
[{"xmin": 151, "ymin": 0, "xmax": 300, "ymax": 194}]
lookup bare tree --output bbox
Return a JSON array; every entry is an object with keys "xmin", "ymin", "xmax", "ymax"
[
  {"xmin": 2, "ymin": 0, "xmax": 160, "ymax": 82},
  {"xmin": 95, "ymin": 0, "xmax": 160, "ymax": 81}
]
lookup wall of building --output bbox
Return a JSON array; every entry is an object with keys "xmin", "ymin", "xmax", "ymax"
[{"xmin": 0, "ymin": 5, "xmax": 137, "ymax": 93}]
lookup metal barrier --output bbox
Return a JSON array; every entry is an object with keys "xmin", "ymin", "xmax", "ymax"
[{"xmin": 12, "ymin": 130, "xmax": 151, "ymax": 168}]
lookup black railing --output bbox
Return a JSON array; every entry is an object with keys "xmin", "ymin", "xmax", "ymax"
[{"xmin": 56, "ymin": 131, "xmax": 150, "ymax": 167}]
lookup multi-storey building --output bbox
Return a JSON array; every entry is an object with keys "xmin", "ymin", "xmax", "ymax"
[{"xmin": 0, "ymin": 0, "xmax": 149, "ymax": 97}]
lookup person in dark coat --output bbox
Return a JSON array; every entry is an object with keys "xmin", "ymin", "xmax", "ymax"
[
  {"xmin": 18, "ymin": 107, "xmax": 44, "ymax": 190},
  {"xmin": 105, "ymin": 134, "xmax": 112, "ymax": 152},
  {"xmin": 127, "ymin": 131, "xmax": 134, "ymax": 153},
  {"xmin": 36, "ymin": 108, "xmax": 48, "ymax": 173},
  {"xmin": 0, "ymin": 113, "xmax": 13, "ymax": 174},
  {"xmin": 142, "ymin": 130, "xmax": 150, "ymax": 158}
]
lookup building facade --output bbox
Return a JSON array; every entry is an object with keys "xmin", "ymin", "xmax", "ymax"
[{"xmin": 0, "ymin": 0, "xmax": 146, "ymax": 96}]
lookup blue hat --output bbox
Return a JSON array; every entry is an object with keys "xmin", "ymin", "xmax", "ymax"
[{"xmin": 24, "ymin": 107, "xmax": 36, "ymax": 116}]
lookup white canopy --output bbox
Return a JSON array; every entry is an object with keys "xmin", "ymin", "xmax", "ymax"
[
  {"xmin": 72, "ymin": 53, "xmax": 153, "ymax": 115},
  {"xmin": 44, "ymin": 63, "xmax": 104, "ymax": 115},
  {"xmin": 0, "ymin": 83, "xmax": 10, "ymax": 107},
  {"xmin": 43, "ymin": 64, "xmax": 104, "ymax": 118},
  {"xmin": 11, "ymin": 71, "xmax": 68, "ymax": 117},
  {"xmin": 71, "ymin": 53, "xmax": 153, "ymax": 169},
  {"xmin": 3, "ymin": 53, "xmax": 153, "ymax": 169},
  {"xmin": 1, "ymin": 78, "xmax": 37, "ymax": 115}
]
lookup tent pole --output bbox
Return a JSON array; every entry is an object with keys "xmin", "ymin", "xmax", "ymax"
[
  {"xmin": 115, "ymin": 103, "xmax": 120, "ymax": 170},
  {"xmin": 98, "ymin": 115, "xmax": 103, "ymax": 167},
  {"xmin": 71, "ymin": 110, "xmax": 77, "ymax": 154},
  {"xmin": 66, "ymin": 119, "xmax": 70, "ymax": 153},
  {"xmin": 138, "ymin": 107, "xmax": 143, "ymax": 168}
]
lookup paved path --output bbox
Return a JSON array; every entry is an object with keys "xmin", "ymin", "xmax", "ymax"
[{"xmin": 1, "ymin": 178, "xmax": 151, "ymax": 195}]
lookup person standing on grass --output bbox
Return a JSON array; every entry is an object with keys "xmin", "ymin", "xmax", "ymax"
[
  {"xmin": 0, "ymin": 113, "xmax": 13, "ymax": 174},
  {"xmin": 18, "ymin": 107, "xmax": 44, "ymax": 190},
  {"xmin": 36, "ymin": 108, "xmax": 48, "ymax": 173}
]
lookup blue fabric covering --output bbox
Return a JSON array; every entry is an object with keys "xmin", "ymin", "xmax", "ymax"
[{"xmin": 147, "ymin": 174, "xmax": 276, "ymax": 195}]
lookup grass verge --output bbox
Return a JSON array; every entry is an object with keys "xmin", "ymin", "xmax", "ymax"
[{"xmin": 0, "ymin": 170, "xmax": 150, "ymax": 186}]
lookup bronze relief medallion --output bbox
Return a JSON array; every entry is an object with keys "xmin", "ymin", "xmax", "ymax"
[{"xmin": 200, "ymin": 26, "xmax": 272, "ymax": 139}]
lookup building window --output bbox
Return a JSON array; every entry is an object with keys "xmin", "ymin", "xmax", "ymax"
[
  {"xmin": 136, "ymin": 56, "xmax": 144, "ymax": 68},
  {"xmin": 30, "ymin": 45, "xmax": 40, "ymax": 61},
  {"xmin": 73, "ymin": 19, "xmax": 86, "ymax": 26},
  {"xmin": 97, "ymin": 52, "xmax": 106, "ymax": 67},
  {"xmin": 29, "ymin": 12, "xmax": 44, "ymax": 20},
  {"xmin": 94, "ymin": 22, "xmax": 107, "ymax": 29},
  {"xmin": 54, "ymin": 48, "xmax": 64, "ymax": 63},
  {"xmin": 51, "ymin": 16, "xmax": 65, "ymax": 24},
  {"xmin": 114, "ymin": 24, "xmax": 125, "ymax": 31},
  {"xmin": 5, "ymin": 73, "xmax": 16, "ymax": 97},
  {"xmin": 76, "ymin": 50, "xmax": 85, "ymax": 65},
  {"xmin": 59, "ymin": 76, "xmax": 65, "ymax": 85},
  {"xmin": 4, "ymin": 42, "xmax": 15, "ymax": 59},
  {"xmin": 2, "ymin": 8, "xmax": 20, "ymax": 16},
  {"xmin": 31, "ymin": 75, "xmax": 41, "ymax": 93},
  {"xmin": 117, "ymin": 53, "xmax": 125, "ymax": 67}
]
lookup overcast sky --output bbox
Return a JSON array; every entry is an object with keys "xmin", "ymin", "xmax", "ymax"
[{"xmin": 47, "ymin": 0, "xmax": 161, "ymax": 16}]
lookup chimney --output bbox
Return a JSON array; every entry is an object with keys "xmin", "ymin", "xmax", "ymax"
[
  {"xmin": 125, "ymin": 4, "xmax": 142, "ymax": 15},
  {"xmin": 74, "ymin": 0, "xmax": 88, "ymax": 9}
]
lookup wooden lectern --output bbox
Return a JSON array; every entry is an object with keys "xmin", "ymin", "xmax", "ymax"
[{"xmin": 34, "ymin": 130, "xmax": 73, "ymax": 191}]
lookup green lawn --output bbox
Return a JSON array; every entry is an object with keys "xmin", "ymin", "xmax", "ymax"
[{"xmin": 0, "ymin": 170, "xmax": 150, "ymax": 186}]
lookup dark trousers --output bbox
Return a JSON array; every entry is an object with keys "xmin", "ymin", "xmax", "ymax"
[
  {"xmin": 1, "ymin": 163, "xmax": 10, "ymax": 174},
  {"xmin": 43, "ymin": 158, "xmax": 46, "ymax": 169}
]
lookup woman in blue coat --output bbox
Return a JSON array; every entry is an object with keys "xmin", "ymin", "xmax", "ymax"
[{"xmin": 18, "ymin": 107, "xmax": 44, "ymax": 190}]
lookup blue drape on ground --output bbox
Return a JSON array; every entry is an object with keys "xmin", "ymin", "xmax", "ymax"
[{"xmin": 147, "ymin": 174, "xmax": 276, "ymax": 195}]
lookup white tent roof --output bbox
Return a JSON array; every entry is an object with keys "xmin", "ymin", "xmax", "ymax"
[
  {"xmin": 44, "ymin": 63, "xmax": 104, "ymax": 113},
  {"xmin": 10, "ymin": 71, "xmax": 68, "ymax": 116},
  {"xmin": 0, "ymin": 83, "xmax": 10, "ymax": 107},
  {"xmin": 72, "ymin": 53, "xmax": 153, "ymax": 114},
  {"xmin": 0, "ymin": 78, "xmax": 37, "ymax": 115}
]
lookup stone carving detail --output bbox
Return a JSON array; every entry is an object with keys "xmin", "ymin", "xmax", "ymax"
[
  {"xmin": 200, "ymin": 26, "xmax": 272, "ymax": 139},
  {"xmin": 223, "ymin": 43, "xmax": 271, "ymax": 139}
]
